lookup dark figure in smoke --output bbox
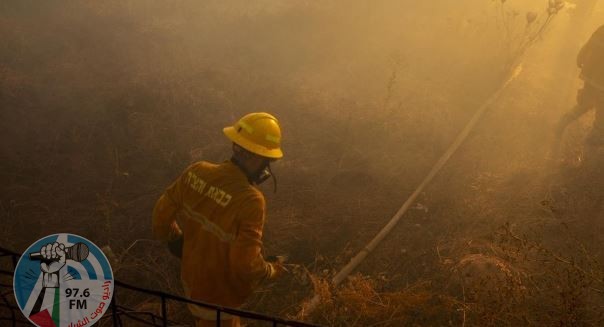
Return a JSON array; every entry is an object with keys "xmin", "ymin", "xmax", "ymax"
[{"xmin": 556, "ymin": 25, "xmax": 604, "ymax": 147}]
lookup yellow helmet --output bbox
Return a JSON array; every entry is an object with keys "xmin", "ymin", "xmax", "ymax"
[{"xmin": 223, "ymin": 112, "xmax": 283, "ymax": 159}]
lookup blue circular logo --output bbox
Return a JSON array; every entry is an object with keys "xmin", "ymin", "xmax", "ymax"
[{"xmin": 13, "ymin": 233, "xmax": 114, "ymax": 327}]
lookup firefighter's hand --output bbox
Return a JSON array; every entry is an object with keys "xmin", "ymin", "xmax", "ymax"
[
  {"xmin": 271, "ymin": 262, "xmax": 289, "ymax": 279},
  {"xmin": 267, "ymin": 255, "xmax": 289, "ymax": 278}
]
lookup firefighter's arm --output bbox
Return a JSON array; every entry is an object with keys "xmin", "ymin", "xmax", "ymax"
[
  {"xmin": 577, "ymin": 26, "xmax": 604, "ymax": 68},
  {"xmin": 152, "ymin": 166, "xmax": 190, "ymax": 242},
  {"xmin": 577, "ymin": 42, "xmax": 590, "ymax": 68},
  {"xmin": 230, "ymin": 195, "xmax": 277, "ymax": 286}
]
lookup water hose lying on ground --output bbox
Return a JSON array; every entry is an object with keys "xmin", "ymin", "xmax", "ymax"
[{"xmin": 298, "ymin": 64, "xmax": 524, "ymax": 317}]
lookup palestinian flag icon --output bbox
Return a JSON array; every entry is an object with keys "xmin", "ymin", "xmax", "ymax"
[
  {"xmin": 13, "ymin": 234, "xmax": 114, "ymax": 327},
  {"xmin": 30, "ymin": 309, "xmax": 56, "ymax": 327}
]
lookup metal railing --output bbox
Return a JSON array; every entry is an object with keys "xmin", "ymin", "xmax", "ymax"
[{"xmin": 0, "ymin": 246, "xmax": 320, "ymax": 327}]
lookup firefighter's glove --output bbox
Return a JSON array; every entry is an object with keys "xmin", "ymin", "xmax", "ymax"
[
  {"xmin": 270, "ymin": 262, "xmax": 289, "ymax": 279},
  {"xmin": 267, "ymin": 255, "xmax": 289, "ymax": 279},
  {"xmin": 167, "ymin": 221, "xmax": 184, "ymax": 258},
  {"xmin": 167, "ymin": 235, "xmax": 184, "ymax": 258}
]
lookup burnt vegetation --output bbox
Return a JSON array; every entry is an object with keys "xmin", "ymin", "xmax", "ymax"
[{"xmin": 1, "ymin": 1, "xmax": 603, "ymax": 326}]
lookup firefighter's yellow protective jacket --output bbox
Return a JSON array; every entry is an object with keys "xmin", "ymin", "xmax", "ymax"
[{"xmin": 152, "ymin": 160, "xmax": 276, "ymax": 310}]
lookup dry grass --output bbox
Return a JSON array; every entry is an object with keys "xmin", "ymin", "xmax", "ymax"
[{"xmin": 1, "ymin": 1, "xmax": 603, "ymax": 326}]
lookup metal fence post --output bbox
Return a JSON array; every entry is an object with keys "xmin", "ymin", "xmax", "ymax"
[
  {"xmin": 1, "ymin": 247, "xmax": 321, "ymax": 327},
  {"xmin": 10, "ymin": 253, "xmax": 17, "ymax": 327},
  {"xmin": 161, "ymin": 296, "xmax": 168, "ymax": 327},
  {"xmin": 110, "ymin": 293, "xmax": 119, "ymax": 327}
]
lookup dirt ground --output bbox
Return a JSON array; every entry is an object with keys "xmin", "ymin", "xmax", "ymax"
[{"xmin": 1, "ymin": 1, "xmax": 603, "ymax": 326}]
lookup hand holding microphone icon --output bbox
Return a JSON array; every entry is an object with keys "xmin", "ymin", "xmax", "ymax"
[
  {"xmin": 14, "ymin": 234, "xmax": 114, "ymax": 326},
  {"xmin": 29, "ymin": 242, "xmax": 90, "ymax": 288}
]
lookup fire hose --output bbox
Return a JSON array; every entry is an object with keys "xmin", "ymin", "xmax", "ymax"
[{"xmin": 298, "ymin": 64, "xmax": 524, "ymax": 317}]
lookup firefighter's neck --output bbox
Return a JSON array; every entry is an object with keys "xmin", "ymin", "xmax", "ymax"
[{"xmin": 231, "ymin": 154, "xmax": 266, "ymax": 184}]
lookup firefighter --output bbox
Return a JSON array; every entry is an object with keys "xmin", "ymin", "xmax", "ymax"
[
  {"xmin": 152, "ymin": 112, "xmax": 287, "ymax": 327},
  {"xmin": 556, "ymin": 25, "xmax": 604, "ymax": 147}
]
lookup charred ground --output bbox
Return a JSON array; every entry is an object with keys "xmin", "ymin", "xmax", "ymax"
[{"xmin": 1, "ymin": 1, "xmax": 603, "ymax": 326}]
